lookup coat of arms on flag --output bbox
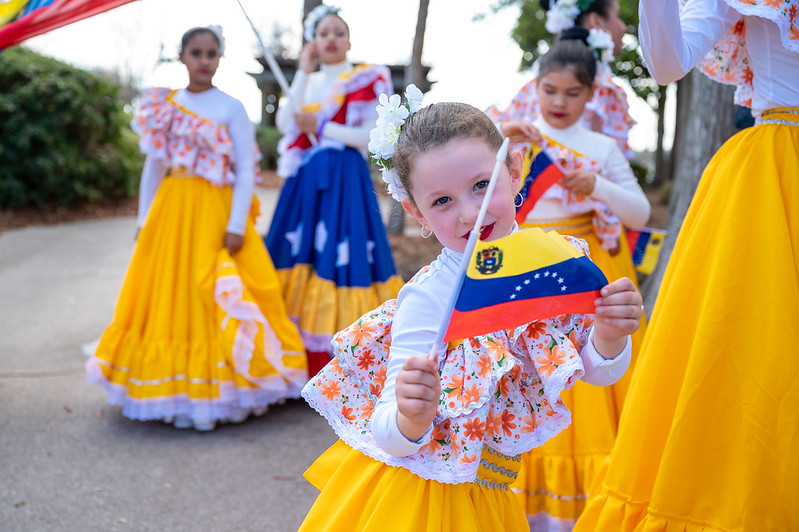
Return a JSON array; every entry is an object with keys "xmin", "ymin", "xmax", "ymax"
[{"xmin": 442, "ymin": 228, "xmax": 608, "ymax": 342}]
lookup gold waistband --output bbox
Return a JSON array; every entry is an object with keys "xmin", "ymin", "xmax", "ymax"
[
  {"xmin": 760, "ymin": 107, "xmax": 799, "ymax": 127},
  {"xmin": 521, "ymin": 213, "xmax": 593, "ymax": 237},
  {"xmin": 474, "ymin": 446, "xmax": 521, "ymax": 491}
]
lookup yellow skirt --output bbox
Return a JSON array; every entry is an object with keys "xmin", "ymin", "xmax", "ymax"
[
  {"xmin": 514, "ymin": 214, "xmax": 647, "ymax": 528},
  {"xmin": 575, "ymin": 109, "xmax": 799, "ymax": 530},
  {"xmin": 299, "ymin": 440, "xmax": 529, "ymax": 532},
  {"xmin": 85, "ymin": 176, "xmax": 307, "ymax": 424}
]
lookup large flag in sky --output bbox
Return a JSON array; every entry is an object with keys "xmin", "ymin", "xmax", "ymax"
[
  {"xmin": 0, "ymin": 0, "xmax": 136, "ymax": 51},
  {"xmin": 515, "ymin": 147, "xmax": 564, "ymax": 224},
  {"xmin": 442, "ymin": 227, "xmax": 608, "ymax": 342}
]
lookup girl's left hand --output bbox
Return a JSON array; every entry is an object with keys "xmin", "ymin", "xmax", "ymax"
[
  {"xmin": 294, "ymin": 111, "xmax": 318, "ymax": 136},
  {"xmin": 224, "ymin": 232, "xmax": 244, "ymax": 256},
  {"xmin": 593, "ymin": 277, "xmax": 642, "ymax": 349},
  {"xmin": 560, "ymin": 169, "xmax": 596, "ymax": 196}
]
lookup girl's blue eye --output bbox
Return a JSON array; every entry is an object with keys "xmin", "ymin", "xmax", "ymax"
[
  {"xmin": 475, "ymin": 180, "xmax": 489, "ymax": 191},
  {"xmin": 433, "ymin": 197, "xmax": 450, "ymax": 206}
]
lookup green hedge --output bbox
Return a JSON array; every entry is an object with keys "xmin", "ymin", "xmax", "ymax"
[
  {"xmin": 255, "ymin": 125, "xmax": 281, "ymax": 171},
  {"xmin": 0, "ymin": 47, "xmax": 142, "ymax": 210}
]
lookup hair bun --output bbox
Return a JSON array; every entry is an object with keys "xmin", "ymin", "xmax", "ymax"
[{"xmin": 559, "ymin": 26, "xmax": 590, "ymax": 45}]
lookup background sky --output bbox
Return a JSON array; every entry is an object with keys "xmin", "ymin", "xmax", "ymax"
[{"xmin": 23, "ymin": 0, "xmax": 663, "ymax": 152}]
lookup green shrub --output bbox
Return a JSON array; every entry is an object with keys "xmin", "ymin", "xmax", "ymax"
[
  {"xmin": 255, "ymin": 125, "xmax": 281, "ymax": 171},
  {"xmin": 629, "ymin": 158, "xmax": 650, "ymax": 188},
  {"xmin": 0, "ymin": 47, "xmax": 142, "ymax": 210}
]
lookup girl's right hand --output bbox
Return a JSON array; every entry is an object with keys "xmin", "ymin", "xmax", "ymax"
[
  {"xmin": 396, "ymin": 356, "xmax": 440, "ymax": 442},
  {"xmin": 501, "ymin": 121, "xmax": 543, "ymax": 146},
  {"xmin": 298, "ymin": 42, "xmax": 319, "ymax": 74}
]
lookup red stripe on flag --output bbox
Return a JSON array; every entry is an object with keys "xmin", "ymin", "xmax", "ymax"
[
  {"xmin": 515, "ymin": 164, "xmax": 564, "ymax": 224},
  {"xmin": 0, "ymin": 0, "xmax": 135, "ymax": 50},
  {"xmin": 443, "ymin": 290, "xmax": 600, "ymax": 342}
]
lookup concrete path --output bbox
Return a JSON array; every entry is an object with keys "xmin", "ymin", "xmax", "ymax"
[{"xmin": 0, "ymin": 187, "xmax": 401, "ymax": 531}]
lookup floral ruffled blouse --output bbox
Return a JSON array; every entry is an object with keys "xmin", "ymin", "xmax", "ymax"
[
  {"xmin": 131, "ymin": 88, "xmax": 261, "ymax": 186},
  {"xmin": 486, "ymin": 61, "xmax": 635, "ymax": 160},
  {"xmin": 302, "ymin": 257, "xmax": 595, "ymax": 485},
  {"xmin": 691, "ymin": 0, "xmax": 799, "ymax": 107}
]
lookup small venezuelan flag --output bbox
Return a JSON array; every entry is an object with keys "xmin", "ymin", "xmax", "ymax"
[
  {"xmin": 515, "ymin": 148, "xmax": 564, "ymax": 224},
  {"xmin": 443, "ymin": 228, "xmax": 608, "ymax": 342},
  {"xmin": 625, "ymin": 227, "xmax": 666, "ymax": 275}
]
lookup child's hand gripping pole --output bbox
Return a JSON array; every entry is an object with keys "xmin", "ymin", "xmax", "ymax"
[
  {"xmin": 236, "ymin": 0, "xmax": 317, "ymax": 145},
  {"xmin": 426, "ymin": 137, "xmax": 511, "ymax": 362}
]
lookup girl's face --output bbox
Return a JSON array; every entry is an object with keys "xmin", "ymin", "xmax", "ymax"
[
  {"xmin": 401, "ymin": 138, "xmax": 522, "ymax": 253},
  {"xmin": 589, "ymin": 0, "xmax": 626, "ymax": 56},
  {"xmin": 536, "ymin": 66, "xmax": 593, "ymax": 130},
  {"xmin": 314, "ymin": 15, "xmax": 350, "ymax": 65},
  {"xmin": 179, "ymin": 32, "xmax": 220, "ymax": 89}
]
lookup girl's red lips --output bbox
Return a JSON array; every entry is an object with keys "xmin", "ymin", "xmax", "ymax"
[{"xmin": 463, "ymin": 222, "xmax": 495, "ymax": 241}]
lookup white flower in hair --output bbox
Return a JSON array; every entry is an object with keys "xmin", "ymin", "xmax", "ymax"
[
  {"xmin": 587, "ymin": 28, "xmax": 614, "ymax": 63},
  {"xmin": 368, "ymin": 84, "xmax": 425, "ymax": 202},
  {"xmin": 207, "ymin": 24, "xmax": 225, "ymax": 55},
  {"xmin": 376, "ymin": 93, "xmax": 410, "ymax": 126},
  {"xmin": 404, "ymin": 84, "xmax": 424, "ymax": 113},
  {"xmin": 304, "ymin": 4, "xmax": 342, "ymax": 42},
  {"xmin": 545, "ymin": 0, "xmax": 580, "ymax": 34}
]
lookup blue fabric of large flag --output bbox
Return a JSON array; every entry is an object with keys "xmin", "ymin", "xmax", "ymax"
[
  {"xmin": 443, "ymin": 228, "xmax": 607, "ymax": 342},
  {"xmin": 0, "ymin": 0, "xmax": 135, "ymax": 50}
]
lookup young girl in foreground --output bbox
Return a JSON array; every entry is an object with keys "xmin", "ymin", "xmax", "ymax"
[
  {"xmin": 298, "ymin": 101, "xmax": 643, "ymax": 530},
  {"xmin": 503, "ymin": 39, "xmax": 650, "ymax": 530},
  {"xmin": 85, "ymin": 26, "xmax": 306, "ymax": 431}
]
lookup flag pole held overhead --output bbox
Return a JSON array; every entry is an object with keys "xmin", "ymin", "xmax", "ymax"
[
  {"xmin": 236, "ymin": 0, "xmax": 317, "ymax": 145},
  {"xmin": 427, "ymin": 137, "xmax": 510, "ymax": 361}
]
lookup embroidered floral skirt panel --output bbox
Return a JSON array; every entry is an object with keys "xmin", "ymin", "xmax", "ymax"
[
  {"xmin": 515, "ymin": 215, "xmax": 647, "ymax": 530},
  {"xmin": 265, "ymin": 147, "xmax": 404, "ymax": 360},
  {"xmin": 575, "ymin": 109, "xmax": 799, "ymax": 530},
  {"xmin": 299, "ymin": 440, "xmax": 529, "ymax": 532},
  {"xmin": 85, "ymin": 177, "xmax": 307, "ymax": 424}
]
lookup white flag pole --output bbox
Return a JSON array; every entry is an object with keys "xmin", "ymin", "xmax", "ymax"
[
  {"xmin": 236, "ymin": 0, "xmax": 317, "ymax": 145},
  {"xmin": 427, "ymin": 137, "xmax": 510, "ymax": 361}
]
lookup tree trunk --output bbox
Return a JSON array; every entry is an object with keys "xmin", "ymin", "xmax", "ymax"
[
  {"xmin": 652, "ymin": 89, "xmax": 668, "ymax": 186},
  {"xmin": 387, "ymin": 0, "xmax": 430, "ymax": 235},
  {"xmin": 641, "ymin": 70, "xmax": 737, "ymax": 313}
]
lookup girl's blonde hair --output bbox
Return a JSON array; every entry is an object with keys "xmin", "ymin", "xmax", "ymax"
[{"xmin": 393, "ymin": 103, "xmax": 507, "ymax": 203}]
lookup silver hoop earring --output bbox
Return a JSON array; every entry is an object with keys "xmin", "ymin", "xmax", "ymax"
[
  {"xmin": 420, "ymin": 226, "xmax": 433, "ymax": 239},
  {"xmin": 514, "ymin": 192, "xmax": 524, "ymax": 207}
]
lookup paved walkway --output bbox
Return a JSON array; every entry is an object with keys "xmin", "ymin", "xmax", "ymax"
[{"xmin": 0, "ymin": 187, "xmax": 403, "ymax": 531}]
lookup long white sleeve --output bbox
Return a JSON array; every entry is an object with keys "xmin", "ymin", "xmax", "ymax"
[
  {"xmin": 137, "ymin": 154, "xmax": 166, "ymax": 228},
  {"xmin": 590, "ymin": 145, "xmax": 651, "ymax": 227},
  {"xmin": 275, "ymin": 71, "xmax": 309, "ymax": 134},
  {"xmin": 320, "ymin": 120, "xmax": 374, "ymax": 150},
  {"xmin": 225, "ymin": 100, "xmax": 255, "ymax": 235},
  {"xmin": 639, "ymin": 0, "xmax": 740, "ymax": 84}
]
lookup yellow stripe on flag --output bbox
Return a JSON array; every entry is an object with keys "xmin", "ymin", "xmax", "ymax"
[{"xmin": 466, "ymin": 228, "xmax": 582, "ymax": 280}]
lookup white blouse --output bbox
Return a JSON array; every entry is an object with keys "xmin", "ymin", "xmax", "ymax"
[
  {"xmin": 639, "ymin": 0, "xmax": 799, "ymax": 114},
  {"xmin": 530, "ymin": 117, "xmax": 651, "ymax": 226},
  {"xmin": 137, "ymin": 87, "xmax": 256, "ymax": 235},
  {"xmin": 370, "ymin": 245, "xmax": 632, "ymax": 457},
  {"xmin": 276, "ymin": 60, "xmax": 376, "ymax": 150}
]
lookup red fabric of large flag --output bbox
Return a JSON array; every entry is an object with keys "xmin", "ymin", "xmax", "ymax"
[
  {"xmin": 443, "ymin": 228, "xmax": 607, "ymax": 342},
  {"xmin": 0, "ymin": 0, "xmax": 135, "ymax": 50},
  {"xmin": 515, "ymin": 148, "xmax": 564, "ymax": 224}
]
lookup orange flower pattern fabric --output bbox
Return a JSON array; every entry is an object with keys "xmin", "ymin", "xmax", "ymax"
[
  {"xmin": 692, "ymin": 0, "xmax": 799, "ymax": 107},
  {"xmin": 132, "ymin": 88, "xmax": 261, "ymax": 186},
  {"xmin": 302, "ymin": 266, "xmax": 595, "ymax": 485}
]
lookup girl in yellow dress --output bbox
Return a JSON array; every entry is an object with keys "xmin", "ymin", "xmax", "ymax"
[
  {"xmin": 85, "ymin": 26, "xmax": 307, "ymax": 431},
  {"xmin": 575, "ymin": 0, "xmax": 799, "ymax": 529},
  {"xmin": 298, "ymin": 96, "xmax": 643, "ymax": 531},
  {"xmin": 494, "ymin": 37, "xmax": 651, "ymax": 529}
]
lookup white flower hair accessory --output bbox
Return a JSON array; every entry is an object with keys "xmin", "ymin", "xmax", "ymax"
[
  {"xmin": 304, "ymin": 4, "xmax": 342, "ymax": 42},
  {"xmin": 207, "ymin": 24, "xmax": 225, "ymax": 55},
  {"xmin": 587, "ymin": 28, "xmax": 614, "ymax": 62},
  {"xmin": 545, "ymin": 0, "xmax": 580, "ymax": 34},
  {"xmin": 368, "ymin": 84, "xmax": 424, "ymax": 202}
]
